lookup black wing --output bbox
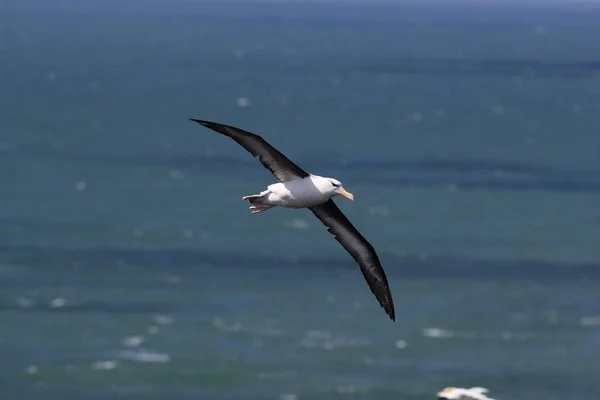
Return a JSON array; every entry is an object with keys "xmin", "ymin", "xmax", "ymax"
[
  {"xmin": 309, "ymin": 200, "xmax": 396, "ymax": 321},
  {"xmin": 190, "ymin": 119, "xmax": 309, "ymax": 182}
]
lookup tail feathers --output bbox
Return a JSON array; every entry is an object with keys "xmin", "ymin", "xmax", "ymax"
[
  {"xmin": 242, "ymin": 191, "xmax": 273, "ymax": 213},
  {"xmin": 243, "ymin": 195, "xmax": 261, "ymax": 202},
  {"xmin": 242, "ymin": 194, "xmax": 263, "ymax": 200},
  {"xmin": 242, "ymin": 194, "xmax": 269, "ymax": 206},
  {"xmin": 249, "ymin": 205, "xmax": 273, "ymax": 214}
]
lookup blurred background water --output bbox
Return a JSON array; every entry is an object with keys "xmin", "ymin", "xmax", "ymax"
[{"xmin": 1, "ymin": 1, "xmax": 600, "ymax": 399}]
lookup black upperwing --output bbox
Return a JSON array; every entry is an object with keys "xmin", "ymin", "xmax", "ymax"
[{"xmin": 190, "ymin": 119, "xmax": 309, "ymax": 182}]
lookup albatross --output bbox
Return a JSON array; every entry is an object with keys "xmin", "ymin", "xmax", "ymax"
[
  {"xmin": 437, "ymin": 387, "xmax": 497, "ymax": 400},
  {"xmin": 189, "ymin": 118, "xmax": 396, "ymax": 321}
]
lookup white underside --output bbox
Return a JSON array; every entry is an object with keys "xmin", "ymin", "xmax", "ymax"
[{"xmin": 251, "ymin": 175, "xmax": 335, "ymax": 209}]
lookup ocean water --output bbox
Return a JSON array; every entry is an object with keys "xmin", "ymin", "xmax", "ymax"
[{"xmin": 1, "ymin": 1, "xmax": 600, "ymax": 399}]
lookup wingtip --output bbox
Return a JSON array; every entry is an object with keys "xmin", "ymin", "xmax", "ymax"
[
  {"xmin": 189, "ymin": 118, "xmax": 207, "ymax": 125},
  {"xmin": 382, "ymin": 292, "xmax": 396, "ymax": 321},
  {"xmin": 387, "ymin": 308, "xmax": 396, "ymax": 322}
]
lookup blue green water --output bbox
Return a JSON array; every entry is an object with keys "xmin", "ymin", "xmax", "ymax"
[{"xmin": 1, "ymin": 1, "xmax": 600, "ymax": 399}]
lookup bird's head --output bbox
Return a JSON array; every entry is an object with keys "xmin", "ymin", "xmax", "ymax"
[{"xmin": 327, "ymin": 178, "xmax": 354, "ymax": 201}]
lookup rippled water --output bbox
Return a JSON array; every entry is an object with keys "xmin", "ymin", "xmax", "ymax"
[{"xmin": 1, "ymin": 1, "xmax": 600, "ymax": 399}]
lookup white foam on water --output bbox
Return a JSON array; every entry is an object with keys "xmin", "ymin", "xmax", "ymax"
[
  {"xmin": 422, "ymin": 327, "xmax": 455, "ymax": 338},
  {"xmin": 115, "ymin": 349, "xmax": 171, "ymax": 363},
  {"xmin": 123, "ymin": 335, "xmax": 144, "ymax": 347},
  {"xmin": 153, "ymin": 314, "xmax": 174, "ymax": 325},
  {"xmin": 423, "ymin": 327, "xmax": 533, "ymax": 341},
  {"xmin": 91, "ymin": 360, "xmax": 118, "ymax": 370},
  {"xmin": 49, "ymin": 297, "xmax": 68, "ymax": 308},
  {"xmin": 236, "ymin": 97, "xmax": 251, "ymax": 107}
]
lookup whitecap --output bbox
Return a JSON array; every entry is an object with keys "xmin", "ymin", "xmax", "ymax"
[
  {"xmin": 153, "ymin": 315, "xmax": 174, "ymax": 325},
  {"xmin": 236, "ymin": 97, "xmax": 251, "ymax": 107},
  {"xmin": 422, "ymin": 327, "xmax": 454, "ymax": 338},
  {"xmin": 123, "ymin": 335, "xmax": 144, "ymax": 347},
  {"xmin": 49, "ymin": 298, "xmax": 68, "ymax": 308},
  {"xmin": 91, "ymin": 360, "xmax": 118, "ymax": 370},
  {"xmin": 115, "ymin": 349, "xmax": 170, "ymax": 363}
]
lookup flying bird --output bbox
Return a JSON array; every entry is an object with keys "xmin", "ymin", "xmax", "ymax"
[
  {"xmin": 437, "ymin": 387, "xmax": 497, "ymax": 400},
  {"xmin": 189, "ymin": 119, "xmax": 395, "ymax": 321}
]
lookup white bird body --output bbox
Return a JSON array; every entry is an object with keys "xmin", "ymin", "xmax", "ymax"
[{"xmin": 251, "ymin": 175, "xmax": 353, "ymax": 210}]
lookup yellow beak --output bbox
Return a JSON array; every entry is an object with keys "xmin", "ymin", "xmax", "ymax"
[{"xmin": 339, "ymin": 187, "xmax": 354, "ymax": 201}]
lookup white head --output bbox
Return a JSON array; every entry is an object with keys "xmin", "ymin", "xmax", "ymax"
[{"xmin": 313, "ymin": 176, "xmax": 354, "ymax": 201}]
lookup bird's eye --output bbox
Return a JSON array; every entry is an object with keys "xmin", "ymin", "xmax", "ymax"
[{"xmin": 332, "ymin": 182, "xmax": 340, "ymax": 187}]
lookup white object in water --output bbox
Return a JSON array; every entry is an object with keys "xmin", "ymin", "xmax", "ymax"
[{"xmin": 437, "ymin": 387, "xmax": 496, "ymax": 400}]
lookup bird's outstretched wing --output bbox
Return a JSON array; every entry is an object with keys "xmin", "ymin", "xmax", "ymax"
[
  {"xmin": 309, "ymin": 199, "xmax": 396, "ymax": 321},
  {"xmin": 190, "ymin": 119, "xmax": 309, "ymax": 182}
]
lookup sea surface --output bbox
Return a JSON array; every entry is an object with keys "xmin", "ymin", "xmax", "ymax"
[{"xmin": 1, "ymin": 1, "xmax": 600, "ymax": 399}]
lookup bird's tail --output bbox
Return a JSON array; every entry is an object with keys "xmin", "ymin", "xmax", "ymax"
[{"xmin": 242, "ymin": 191, "xmax": 274, "ymax": 213}]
